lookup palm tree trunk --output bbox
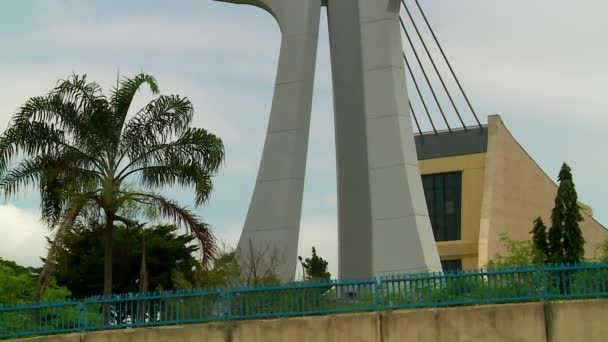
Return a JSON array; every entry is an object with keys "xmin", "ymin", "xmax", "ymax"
[
  {"xmin": 103, "ymin": 212, "xmax": 114, "ymax": 296},
  {"xmin": 138, "ymin": 233, "xmax": 148, "ymax": 323}
]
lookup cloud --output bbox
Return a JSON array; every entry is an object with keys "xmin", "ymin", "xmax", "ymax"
[{"xmin": 0, "ymin": 205, "xmax": 48, "ymax": 267}]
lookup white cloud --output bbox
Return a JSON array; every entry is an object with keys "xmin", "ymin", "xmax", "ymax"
[{"xmin": 0, "ymin": 205, "xmax": 48, "ymax": 267}]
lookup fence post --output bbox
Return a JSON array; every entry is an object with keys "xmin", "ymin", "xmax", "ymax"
[
  {"xmin": 221, "ymin": 290, "xmax": 231, "ymax": 321},
  {"xmin": 78, "ymin": 302, "xmax": 88, "ymax": 332},
  {"xmin": 534, "ymin": 265, "xmax": 542, "ymax": 302},
  {"xmin": 375, "ymin": 277, "xmax": 384, "ymax": 310},
  {"xmin": 536, "ymin": 264, "xmax": 548, "ymax": 302}
]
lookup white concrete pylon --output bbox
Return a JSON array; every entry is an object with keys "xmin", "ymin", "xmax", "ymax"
[
  {"xmin": 215, "ymin": 0, "xmax": 441, "ymax": 281},
  {"xmin": 215, "ymin": 0, "xmax": 323, "ymax": 281},
  {"xmin": 328, "ymin": 0, "xmax": 441, "ymax": 278}
]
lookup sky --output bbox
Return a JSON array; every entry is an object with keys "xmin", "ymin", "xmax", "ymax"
[{"xmin": 0, "ymin": 0, "xmax": 606, "ymax": 278}]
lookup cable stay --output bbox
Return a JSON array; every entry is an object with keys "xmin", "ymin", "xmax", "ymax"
[
  {"xmin": 400, "ymin": 17, "xmax": 452, "ymax": 133},
  {"xmin": 402, "ymin": 0, "xmax": 467, "ymax": 131},
  {"xmin": 409, "ymin": 101, "xmax": 423, "ymax": 136},
  {"xmin": 412, "ymin": 0, "xmax": 483, "ymax": 129},
  {"xmin": 398, "ymin": 0, "xmax": 484, "ymax": 134},
  {"xmin": 403, "ymin": 52, "xmax": 438, "ymax": 135}
]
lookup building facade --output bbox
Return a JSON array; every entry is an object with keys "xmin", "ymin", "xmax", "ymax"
[{"xmin": 417, "ymin": 115, "xmax": 608, "ymax": 270}]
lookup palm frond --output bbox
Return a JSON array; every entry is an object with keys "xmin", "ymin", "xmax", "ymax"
[
  {"xmin": 1, "ymin": 151, "xmax": 101, "ymax": 226},
  {"xmin": 122, "ymin": 127, "xmax": 224, "ymax": 176},
  {"xmin": 10, "ymin": 95, "xmax": 80, "ymax": 134},
  {"xmin": 0, "ymin": 120, "xmax": 103, "ymax": 173},
  {"xmin": 119, "ymin": 162, "xmax": 213, "ymax": 206},
  {"xmin": 10, "ymin": 75, "xmax": 110, "ymax": 152},
  {"xmin": 111, "ymin": 73, "xmax": 159, "ymax": 129},
  {"xmin": 129, "ymin": 192, "xmax": 216, "ymax": 267},
  {"xmin": 0, "ymin": 159, "xmax": 41, "ymax": 199},
  {"xmin": 51, "ymin": 74, "xmax": 105, "ymax": 112},
  {"xmin": 122, "ymin": 95, "xmax": 194, "ymax": 150}
]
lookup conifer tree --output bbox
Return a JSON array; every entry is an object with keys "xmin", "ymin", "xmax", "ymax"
[
  {"xmin": 547, "ymin": 163, "xmax": 585, "ymax": 263},
  {"xmin": 531, "ymin": 217, "xmax": 549, "ymax": 264},
  {"xmin": 299, "ymin": 247, "xmax": 331, "ymax": 281}
]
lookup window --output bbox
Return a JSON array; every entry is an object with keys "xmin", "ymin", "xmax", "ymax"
[
  {"xmin": 441, "ymin": 259, "xmax": 462, "ymax": 273},
  {"xmin": 422, "ymin": 172, "xmax": 462, "ymax": 241}
]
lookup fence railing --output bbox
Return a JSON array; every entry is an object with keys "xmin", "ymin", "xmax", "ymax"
[{"xmin": 2, "ymin": 262, "xmax": 608, "ymax": 339}]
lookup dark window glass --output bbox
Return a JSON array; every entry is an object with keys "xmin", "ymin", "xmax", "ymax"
[
  {"xmin": 422, "ymin": 172, "xmax": 462, "ymax": 241},
  {"xmin": 441, "ymin": 259, "xmax": 462, "ymax": 273}
]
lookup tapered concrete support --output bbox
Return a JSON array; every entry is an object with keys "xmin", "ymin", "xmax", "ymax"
[
  {"xmin": 327, "ymin": 0, "xmax": 441, "ymax": 278},
  {"xmin": 215, "ymin": 0, "xmax": 322, "ymax": 281},
  {"xmin": 216, "ymin": 0, "xmax": 440, "ymax": 281}
]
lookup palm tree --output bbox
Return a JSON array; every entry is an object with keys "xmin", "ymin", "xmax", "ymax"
[{"xmin": 0, "ymin": 74, "xmax": 224, "ymax": 298}]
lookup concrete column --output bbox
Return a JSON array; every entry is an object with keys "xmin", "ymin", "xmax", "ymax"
[
  {"xmin": 326, "ymin": 0, "xmax": 374, "ymax": 279},
  {"xmin": 327, "ymin": 0, "xmax": 441, "ymax": 278},
  {"xmin": 215, "ymin": 0, "xmax": 322, "ymax": 281}
]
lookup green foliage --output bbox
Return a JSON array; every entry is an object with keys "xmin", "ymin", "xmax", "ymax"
[
  {"xmin": 600, "ymin": 240, "xmax": 608, "ymax": 262},
  {"xmin": 0, "ymin": 258, "xmax": 70, "ymax": 305},
  {"xmin": 489, "ymin": 233, "xmax": 536, "ymax": 268},
  {"xmin": 383, "ymin": 272, "xmax": 539, "ymax": 307},
  {"xmin": 225, "ymin": 285, "xmax": 369, "ymax": 318},
  {"xmin": 531, "ymin": 217, "xmax": 549, "ymax": 264},
  {"xmin": 299, "ymin": 247, "xmax": 331, "ymax": 281},
  {"xmin": 51, "ymin": 224, "xmax": 198, "ymax": 298},
  {"xmin": 174, "ymin": 247, "xmax": 280, "ymax": 289},
  {"xmin": 548, "ymin": 163, "xmax": 585, "ymax": 263},
  {"xmin": 0, "ymin": 263, "xmax": 34, "ymax": 304},
  {"xmin": 188, "ymin": 251, "xmax": 241, "ymax": 288},
  {"xmin": 0, "ymin": 73, "xmax": 225, "ymax": 297}
]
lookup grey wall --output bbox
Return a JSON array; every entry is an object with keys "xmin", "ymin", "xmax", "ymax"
[{"xmin": 415, "ymin": 126, "xmax": 488, "ymax": 161}]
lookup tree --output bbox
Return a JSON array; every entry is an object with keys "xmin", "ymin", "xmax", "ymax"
[
  {"xmin": 600, "ymin": 239, "xmax": 608, "ymax": 262},
  {"xmin": 547, "ymin": 163, "xmax": 585, "ymax": 263},
  {"xmin": 530, "ymin": 217, "xmax": 549, "ymax": 264},
  {"xmin": 0, "ymin": 259, "xmax": 70, "ymax": 304},
  {"xmin": 174, "ymin": 240, "xmax": 281, "ymax": 289},
  {"xmin": 0, "ymin": 74, "xmax": 224, "ymax": 298},
  {"xmin": 50, "ymin": 223, "xmax": 198, "ymax": 298},
  {"xmin": 488, "ymin": 233, "xmax": 536, "ymax": 268},
  {"xmin": 299, "ymin": 247, "xmax": 331, "ymax": 281}
]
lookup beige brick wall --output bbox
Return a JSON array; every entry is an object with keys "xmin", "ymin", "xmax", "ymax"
[{"xmin": 479, "ymin": 115, "xmax": 608, "ymax": 266}]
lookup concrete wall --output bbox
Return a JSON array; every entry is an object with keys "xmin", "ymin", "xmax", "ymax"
[
  {"xmin": 382, "ymin": 302, "xmax": 546, "ymax": 342},
  {"xmin": 13, "ymin": 299, "xmax": 608, "ymax": 342},
  {"xmin": 419, "ymin": 153, "xmax": 486, "ymax": 270},
  {"xmin": 479, "ymin": 115, "xmax": 608, "ymax": 265},
  {"xmin": 11, "ymin": 336, "xmax": 81, "ymax": 342},
  {"xmin": 547, "ymin": 299, "xmax": 608, "ymax": 342}
]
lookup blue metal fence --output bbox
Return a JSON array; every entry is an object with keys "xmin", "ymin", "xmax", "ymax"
[
  {"xmin": 0, "ymin": 300, "xmax": 81, "ymax": 339},
  {"xmin": 2, "ymin": 262, "xmax": 608, "ymax": 339}
]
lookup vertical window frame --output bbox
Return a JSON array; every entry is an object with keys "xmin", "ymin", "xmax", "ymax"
[{"xmin": 422, "ymin": 171, "xmax": 462, "ymax": 241}]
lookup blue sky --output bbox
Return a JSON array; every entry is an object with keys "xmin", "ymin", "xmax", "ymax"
[{"xmin": 0, "ymin": 0, "xmax": 606, "ymax": 277}]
